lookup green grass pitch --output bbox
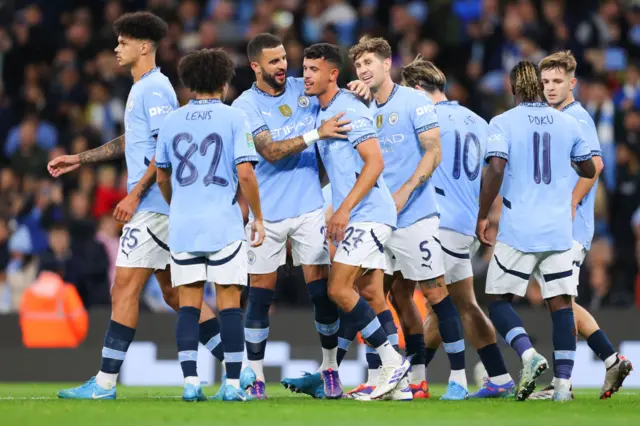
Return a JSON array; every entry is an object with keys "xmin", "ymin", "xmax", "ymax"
[{"xmin": 0, "ymin": 384, "xmax": 638, "ymax": 426}]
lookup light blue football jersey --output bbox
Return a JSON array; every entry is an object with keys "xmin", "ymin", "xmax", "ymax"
[
  {"xmin": 124, "ymin": 68, "xmax": 178, "ymax": 215},
  {"xmin": 231, "ymin": 77, "xmax": 324, "ymax": 222},
  {"xmin": 316, "ymin": 90, "xmax": 396, "ymax": 228},
  {"xmin": 431, "ymin": 101, "xmax": 488, "ymax": 236},
  {"xmin": 486, "ymin": 102, "xmax": 592, "ymax": 253},
  {"xmin": 155, "ymin": 99, "xmax": 259, "ymax": 253},
  {"xmin": 562, "ymin": 101, "xmax": 602, "ymax": 250},
  {"xmin": 371, "ymin": 85, "xmax": 439, "ymax": 228}
]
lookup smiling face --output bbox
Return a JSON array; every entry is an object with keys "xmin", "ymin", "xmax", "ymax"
[
  {"xmin": 353, "ymin": 51, "xmax": 390, "ymax": 92},
  {"xmin": 540, "ymin": 67, "xmax": 576, "ymax": 108},
  {"xmin": 303, "ymin": 57, "xmax": 338, "ymax": 97},
  {"xmin": 251, "ymin": 44, "xmax": 288, "ymax": 91}
]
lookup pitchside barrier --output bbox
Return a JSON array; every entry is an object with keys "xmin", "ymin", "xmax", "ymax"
[{"xmin": 0, "ymin": 310, "xmax": 638, "ymax": 387}]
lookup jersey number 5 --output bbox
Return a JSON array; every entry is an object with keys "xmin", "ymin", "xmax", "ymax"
[
  {"xmin": 453, "ymin": 131, "xmax": 481, "ymax": 181},
  {"xmin": 172, "ymin": 132, "xmax": 229, "ymax": 187},
  {"xmin": 533, "ymin": 131, "xmax": 551, "ymax": 184}
]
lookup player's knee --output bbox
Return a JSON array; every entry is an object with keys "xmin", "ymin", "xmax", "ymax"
[
  {"xmin": 546, "ymin": 294, "xmax": 572, "ymax": 312},
  {"xmin": 422, "ymin": 284, "xmax": 448, "ymax": 305},
  {"xmin": 327, "ymin": 282, "xmax": 348, "ymax": 306}
]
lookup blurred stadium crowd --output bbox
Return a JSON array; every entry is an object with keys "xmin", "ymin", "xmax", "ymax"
[{"xmin": 0, "ymin": 0, "xmax": 639, "ymax": 313}]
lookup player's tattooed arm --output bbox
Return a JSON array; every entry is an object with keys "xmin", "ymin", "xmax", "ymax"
[
  {"xmin": 48, "ymin": 134, "xmax": 126, "ymax": 178},
  {"xmin": 131, "ymin": 157, "xmax": 158, "ymax": 200},
  {"xmin": 79, "ymin": 134, "xmax": 126, "ymax": 164},
  {"xmin": 392, "ymin": 127, "xmax": 441, "ymax": 212},
  {"xmin": 156, "ymin": 165, "xmax": 172, "ymax": 205},
  {"xmin": 253, "ymin": 130, "xmax": 307, "ymax": 163},
  {"xmin": 253, "ymin": 113, "xmax": 351, "ymax": 163}
]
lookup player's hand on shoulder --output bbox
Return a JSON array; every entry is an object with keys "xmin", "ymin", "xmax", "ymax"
[
  {"xmin": 347, "ymin": 80, "xmax": 372, "ymax": 102},
  {"xmin": 47, "ymin": 154, "xmax": 81, "ymax": 177},
  {"xmin": 318, "ymin": 112, "xmax": 351, "ymax": 140},
  {"xmin": 327, "ymin": 206, "xmax": 350, "ymax": 245},
  {"xmin": 113, "ymin": 193, "xmax": 140, "ymax": 224},
  {"xmin": 250, "ymin": 219, "xmax": 266, "ymax": 247}
]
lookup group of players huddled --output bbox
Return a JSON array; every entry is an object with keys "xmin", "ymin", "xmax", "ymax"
[{"xmin": 48, "ymin": 12, "xmax": 632, "ymax": 403}]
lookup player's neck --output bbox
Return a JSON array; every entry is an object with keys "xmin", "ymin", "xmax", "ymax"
[
  {"xmin": 256, "ymin": 78, "xmax": 283, "ymax": 96},
  {"xmin": 195, "ymin": 92, "xmax": 221, "ymax": 100},
  {"xmin": 555, "ymin": 94, "xmax": 576, "ymax": 111},
  {"xmin": 429, "ymin": 91, "xmax": 448, "ymax": 104},
  {"xmin": 372, "ymin": 77, "xmax": 395, "ymax": 105},
  {"xmin": 318, "ymin": 85, "xmax": 340, "ymax": 109},
  {"xmin": 131, "ymin": 57, "xmax": 157, "ymax": 83}
]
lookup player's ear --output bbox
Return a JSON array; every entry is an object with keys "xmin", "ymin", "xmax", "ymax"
[
  {"xmin": 222, "ymin": 83, "xmax": 229, "ymax": 101},
  {"xmin": 249, "ymin": 61, "xmax": 261, "ymax": 75},
  {"xmin": 570, "ymin": 77, "xmax": 577, "ymax": 90},
  {"xmin": 384, "ymin": 57, "xmax": 392, "ymax": 73},
  {"xmin": 140, "ymin": 40, "xmax": 150, "ymax": 56},
  {"xmin": 330, "ymin": 67, "xmax": 339, "ymax": 82}
]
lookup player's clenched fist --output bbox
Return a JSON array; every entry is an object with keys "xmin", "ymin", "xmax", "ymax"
[
  {"xmin": 47, "ymin": 154, "xmax": 81, "ymax": 177},
  {"xmin": 250, "ymin": 219, "xmax": 266, "ymax": 247}
]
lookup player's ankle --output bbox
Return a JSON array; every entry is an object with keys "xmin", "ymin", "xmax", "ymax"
[
  {"xmin": 554, "ymin": 378, "xmax": 571, "ymax": 393},
  {"xmin": 96, "ymin": 371, "xmax": 118, "ymax": 390},
  {"xmin": 184, "ymin": 376, "xmax": 200, "ymax": 387},
  {"xmin": 521, "ymin": 348, "xmax": 536, "ymax": 363}
]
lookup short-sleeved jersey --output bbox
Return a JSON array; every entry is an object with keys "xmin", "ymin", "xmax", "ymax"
[
  {"xmin": 486, "ymin": 102, "xmax": 592, "ymax": 253},
  {"xmin": 155, "ymin": 99, "xmax": 259, "ymax": 253},
  {"xmin": 431, "ymin": 101, "xmax": 488, "ymax": 236},
  {"xmin": 562, "ymin": 101, "xmax": 602, "ymax": 250},
  {"xmin": 124, "ymin": 68, "xmax": 179, "ymax": 215},
  {"xmin": 371, "ymin": 85, "xmax": 439, "ymax": 228},
  {"xmin": 316, "ymin": 90, "xmax": 396, "ymax": 228},
  {"xmin": 232, "ymin": 77, "xmax": 324, "ymax": 222}
]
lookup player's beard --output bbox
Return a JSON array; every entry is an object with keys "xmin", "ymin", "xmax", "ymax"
[{"xmin": 262, "ymin": 68, "xmax": 286, "ymax": 91}]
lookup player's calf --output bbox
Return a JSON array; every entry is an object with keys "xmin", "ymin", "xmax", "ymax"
[
  {"xmin": 245, "ymin": 278, "xmax": 276, "ymax": 387},
  {"xmin": 547, "ymin": 295, "xmax": 576, "ymax": 402},
  {"xmin": 420, "ymin": 277, "xmax": 468, "ymax": 400}
]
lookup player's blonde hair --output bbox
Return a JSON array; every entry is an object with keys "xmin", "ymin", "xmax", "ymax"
[
  {"xmin": 510, "ymin": 60, "xmax": 542, "ymax": 103},
  {"xmin": 539, "ymin": 50, "xmax": 577, "ymax": 76},
  {"xmin": 401, "ymin": 55, "xmax": 446, "ymax": 93},
  {"xmin": 348, "ymin": 36, "xmax": 392, "ymax": 62}
]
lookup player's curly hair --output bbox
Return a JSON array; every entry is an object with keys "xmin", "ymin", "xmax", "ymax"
[
  {"xmin": 510, "ymin": 60, "xmax": 543, "ymax": 103},
  {"xmin": 348, "ymin": 36, "xmax": 392, "ymax": 62},
  {"xmin": 539, "ymin": 50, "xmax": 577, "ymax": 76},
  {"xmin": 113, "ymin": 12, "xmax": 167, "ymax": 47},
  {"xmin": 304, "ymin": 43, "xmax": 343, "ymax": 68},
  {"xmin": 401, "ymin": 55, "xmax": 446, "ymax": 93},
  {"xmin": 179, "ymin": 49, "xmax": 236, "ymax": 94}
]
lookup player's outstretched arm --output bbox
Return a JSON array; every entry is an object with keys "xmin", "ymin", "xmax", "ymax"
[
  {"xmin": 253, "ymin": 112, "xmax": 351, "ymax": 163},
  {"xmin": 392, "ymin": 127, "xmax": 442, "ymax": 212},
  {"xmin": 327, "ymin": 138, "xmax": 383, "ymax": 244},
  {"xmin": 156, "ymin": 164, "xmax": 172, "ymax": 205},
  {"xmin": 477, "ymin": 157, "xmax": 506, "ymax": 246},
  {"xmin": 47, "ymin": 134, "xmax": 126, "ymax": 177},
  {"xmin": 237, "ymin": 162, "xmax": 265, "ymax": 247}
]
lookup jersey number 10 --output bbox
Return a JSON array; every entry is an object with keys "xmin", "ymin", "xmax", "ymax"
[
  {"xmin": 172, "ymin": 132, "xmax": 229, "ymax": 187},
  {"xmin": 533, "ymin": 131, "xmax": 551, "ymax": 184},
  {"xmin": 453, "ymin": 131, "xmax": 481, "ymax": 181}
]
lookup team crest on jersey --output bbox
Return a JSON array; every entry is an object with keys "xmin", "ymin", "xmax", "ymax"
[
  {"xmin": 127, "ymin": 99, "xmax": 135, "ymax": 112},
  {"xmin": 376, "ymin": 114, "xmax": 383, "ymax": 129},
  {"xmin": 247, "ymin": 250, "xmax": 256, "ymax": 265},
  {"xmin": 279, "ymin": 104, "xmax": 293, "ymax": 117},
  {"xmin": 298, "ymin": 96, "xmax": 309, "ymax": 108},
  {"xmin": 388, "ymin": 112, "xmax": 399, "ymax": 125}
]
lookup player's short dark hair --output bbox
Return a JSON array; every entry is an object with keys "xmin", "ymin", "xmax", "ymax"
[
  {"xmin": 303, "ymin": 43, "xmax": 343, "ymax": 68},
  {"xmin": 402, "ymin": 55, "xmax": 447, "ymax": 93},
  {"xmin": 179, "ymin": 48, "xmax": 236, "ymax": 94},
  {"xmin": 113, "ymin": 12, "xmax": 168, "ymax": 46},
  {"xmin": 247, "ymin": 33, "xmax": 283, "ymax": 62},
  {"xmin": 510, "ymin": 60, "xmax": 542, "ymax": 103},
  {"xmin": 349, "ymin": 36, "xmax": 392, "ymax": 62}
]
